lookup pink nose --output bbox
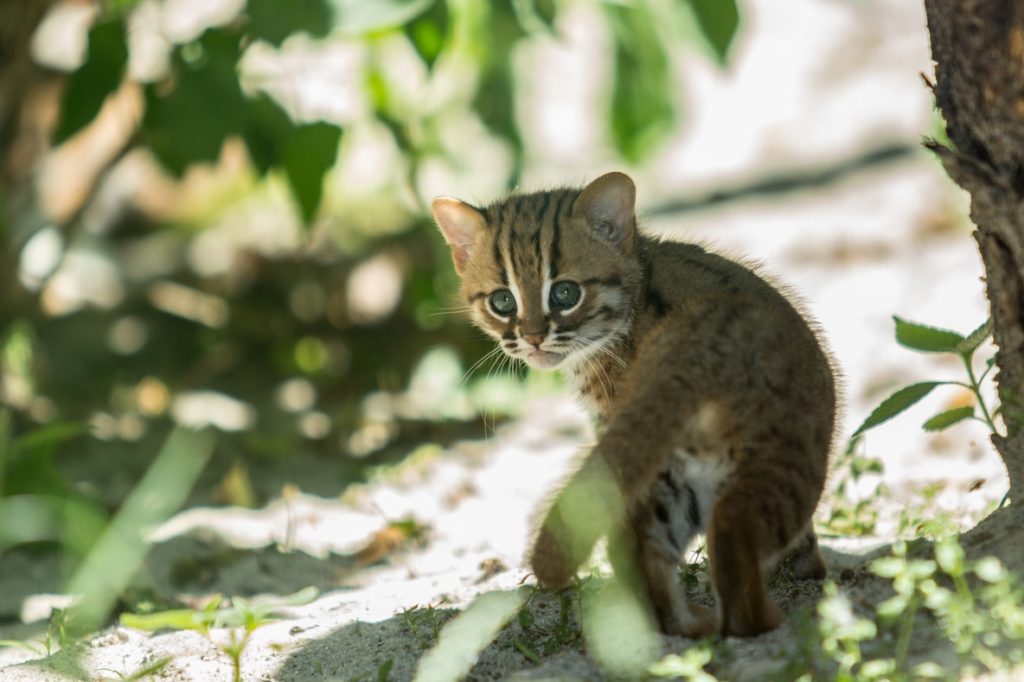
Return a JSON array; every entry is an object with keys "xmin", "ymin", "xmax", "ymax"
[{"xmin": 523, "ymin": 333, "xmax": 546, "ymax": 348}]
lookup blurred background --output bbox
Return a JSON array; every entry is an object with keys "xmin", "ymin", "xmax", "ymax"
[{"xmin": 0, "ymin": 0, "xmax": 1000, "ymax": 590}]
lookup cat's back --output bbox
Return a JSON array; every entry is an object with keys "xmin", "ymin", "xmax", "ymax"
[
  {"xmin": 642, "ymin": 238, "xmax": 791, "ymax": 313},
  {"xmin": 636, "ymin": 236, "xmax": 836, "ymax": 422}
]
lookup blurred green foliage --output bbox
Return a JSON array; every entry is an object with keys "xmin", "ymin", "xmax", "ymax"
[{"xmin": 0, "ymin": 0, "xmax": 740, "ymax": 603}]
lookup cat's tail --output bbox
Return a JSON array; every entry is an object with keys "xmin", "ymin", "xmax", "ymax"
[{"xmin": 529, "ymin": 454, "xmax": 626, "ymax": 589}]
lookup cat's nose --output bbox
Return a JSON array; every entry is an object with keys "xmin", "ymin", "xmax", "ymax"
[{"xmin": 523, "ymin": 333, "xmax": 546, "ymax": 348}]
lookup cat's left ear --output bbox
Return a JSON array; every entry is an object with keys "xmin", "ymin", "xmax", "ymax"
[
  {"xmin": 573, "ymin": 172, "xmax": 637, "ymax": 250},
  {"xmin": 432, "ymin": 197, "xmax": 487, "ymax": 276}
]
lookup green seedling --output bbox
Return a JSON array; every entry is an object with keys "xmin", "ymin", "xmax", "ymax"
[
  {"xmin": 376, "ymin": 658, "xmax": 393, "ymax": 682},
  {"xmin": 96, "ymin": 656, "xmax": 172, "ymax": 681},
  {"xmin": 121, "ymin": 587, "xmax": 317, "ymax": 682},
  {"xmin": 819, "ymin": 437, "xmax": 886, "ymax": 538},
  {"xmin": 0, "ymin": 605, "xmax": 78, "ymax": 661},
  {"xmin": 680, "ymin": 544, "xmax": 709, "ymax": 592},
  {"xmin": 0, "ymin": 639, "xmax": 48, "ymax": 657},
  {"xmin": 399, "ymin": 603, "xmax": 445, "ymax": 649},
  {"xmin": 649, "ymin": 640, "xmax": 721, "ymax": 681},
  {"xmin": 512, "ymin": 583, "xmax": 583, "ymax": 663}
]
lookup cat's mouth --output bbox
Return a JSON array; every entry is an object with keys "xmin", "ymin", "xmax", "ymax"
[{"xmin": 524, "ymin": 349, "xmax": 564, "ymax": 370}]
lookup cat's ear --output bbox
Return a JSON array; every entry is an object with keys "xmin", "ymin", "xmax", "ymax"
[
  {"xmin": 573, "ymin": 172, "xmax": 637, "ymax": 249},
  {"xmin": 432, "ymin": 197, "xmax": 487, "ymax": 275}
]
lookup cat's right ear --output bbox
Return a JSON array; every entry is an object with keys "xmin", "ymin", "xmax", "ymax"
[
  {"xmin": 432, "ymin": 197, "xmax": 486, "ymax": 276},
  {"xmin": 573, "ymin": 172, "xmax": 637, "ymax": 251}
]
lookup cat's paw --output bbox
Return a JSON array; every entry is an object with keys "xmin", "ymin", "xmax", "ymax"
[
  {"xmin": 660, "ymin": 603, "xmax": 717, "ymax": 639},
  {"xmin": 781, "ymin": 530, "xmax": 828, "ymax": 581},
  {"xmin": 529, "ymin": 527, "xmax": 575, "ymax": 590},
  {"xmin": 721, "ymin": 598, "xmax": 782, "ymax": 638}
]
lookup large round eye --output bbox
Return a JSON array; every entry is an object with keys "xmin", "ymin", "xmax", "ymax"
[
  {"xmin": 550, "ymin": 281, "xmax": 581, "ymax": 310},
  {"xmin": 489, "ymin": 289, "xmax": 517, "ymax": 316}
]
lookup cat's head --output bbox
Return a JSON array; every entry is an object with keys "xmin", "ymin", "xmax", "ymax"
[{"xmin": 432, "ymin": 172, "xmax": 643, "ymax": 371}]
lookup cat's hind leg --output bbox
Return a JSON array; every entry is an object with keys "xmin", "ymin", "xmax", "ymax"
[
  {"xmin": 621, "ymin": 470, "xmax": 715, "ymax": 637},
  {"xmin": 706, "ymin": 469, "xmax": 820, "ymax": 637},
  {"xmin": 779, "ymin": 527, "xmax": 827, "ymax": 581},
  {"xmin": 706, "ymin": 500, "xmax": 781, "ymax": 636}
]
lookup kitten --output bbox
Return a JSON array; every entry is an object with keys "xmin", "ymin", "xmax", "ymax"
[{"xmin": 432, "ymin": 172, "xmax": 837, "ymax": 637}]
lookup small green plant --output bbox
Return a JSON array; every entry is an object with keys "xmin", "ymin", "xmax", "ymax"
[
  {"xmin": 45, "ymin": 607, "xmax": 76, "ymax": 656},
  {"xmin": 121, "ymin": 587, "xmax": 317, "ymax": 682},
  {"xmin": 399, "ymin": 602, "xmax": 446, "ymax": 649},
  {"xmin": 919, "ymin": 538, "xmax": 1024, "ymax": 674},
  {"xmin": 511, "ymin": 583, "xmax": 582, "ymax": 663},
  {"xmin": 815, "ymin": 580, "xmax": 896, "ymax": 681},
  {"xmin": 96, "ymin": 656, "xmax": 173, "ymax": 681},
  {"xmin": 819, "ymin": 437, "xmax": 886, "ymax": 538},
  {"xmin": 680, "ymin": 544, "xmax": 710, "ymax": 592},
  {"xmin": 0, "ymin": 638, "xmax": 47, "ymax": 658},
  {"xmin": 893, "ymin": 482, "xmax": 961, "ymax": 539},
  {"xmin": 376, "ymin": 658, "xmax": 393, "ymax": 682},
  {"xmin": 854, "ymin": 317, "xmax": 997, "ymax": 438},
  {"xmin": 648, "ymin": 640, "xmax": 721, "ymax": 681},
  {"xmin": 797, "ymin": 537, "xmax": 1024, "ymax": 681},
  {"xmin": 0, "ymin": 605, "xmax": 79, "ymax": 660}
]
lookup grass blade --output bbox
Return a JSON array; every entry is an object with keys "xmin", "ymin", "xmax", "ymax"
[
  {"xmin": 413, "ymin": 589, "xmax": 527, "ymax": 682},
  {"xmin": 583, "ymin": 576, "xmax": 660, "ymax": 678},
  {"xmin": 66, "ymin": 428, "xmax": 215, "ymax": 634}
]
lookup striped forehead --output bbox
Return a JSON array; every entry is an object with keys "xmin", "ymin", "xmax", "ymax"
[{"xmin": 484, "ymin": 189, "xmax": 578, "ymax": 288}]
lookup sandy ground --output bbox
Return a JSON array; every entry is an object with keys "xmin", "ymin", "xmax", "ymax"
[{"xmin": 1, "ymin": 0, "xmax": 1015, "ymax": 679}]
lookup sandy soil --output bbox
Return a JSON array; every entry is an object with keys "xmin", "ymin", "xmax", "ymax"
[{"xmin": 2, "ymin": 0, "xmax": 1018, "ymax": 679}]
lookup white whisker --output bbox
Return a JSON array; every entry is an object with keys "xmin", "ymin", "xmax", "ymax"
[{"xmin": 461, "ymin": 346, "xmax": 506, "ymax": 386}]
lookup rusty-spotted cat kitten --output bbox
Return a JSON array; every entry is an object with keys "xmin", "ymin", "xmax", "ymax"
[{"xmin": 432, "ymin": 172, "xmax": 837, "ymax": 637}]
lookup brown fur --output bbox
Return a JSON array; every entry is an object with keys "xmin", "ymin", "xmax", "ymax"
[{"xmin": 432, "ymin": 172, "xmax": 837, "ymax": 637}]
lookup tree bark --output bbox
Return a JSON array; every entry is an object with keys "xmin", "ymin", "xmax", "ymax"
[
  {"xmin": 925, "ymin": 0, "xmax": 1024, "ymax": 501},
  {"xmin": 0, "ymin": 0, "xmax": 59, "ymax": 190},
  {"xmin": 0, "ymin": 0, "xmax": 60, "ymax": 348}
]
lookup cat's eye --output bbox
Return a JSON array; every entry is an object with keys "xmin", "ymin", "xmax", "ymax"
[
  {"xmin": 489, "ymin": 289, "xmax": 517, "ymax": 316},
  {"xmin": 550, "ymin": 281, "xmax": 581, "ymax": 310}
]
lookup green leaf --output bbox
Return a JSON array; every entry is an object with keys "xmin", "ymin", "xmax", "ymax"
[
  {"xmin": 241, "ymin": 94, "xmax": 295, "ymax": 175},
  {"xmin": 471, "ymin": 2, "xmax": 525, "ymax": 164},
  {"xmin": 954, "ymin": 318, "xmax": 991, "ymax": 357},
  {"xmin": 511, "ymin": 0, "xmax": 558, "ymax": 36},
  {"xmin": 683, "ymin": 0, "xmax": 739, "ymax": 64},
  {"xmin": 120, "ymin": 608, "xmax": 213, "ymax": 632},
  {"xmin": 922, "ymin": 405, "xmax": 974, "ymax": 432},
  {"xmin": 283, "ymin": 122, "xmax": 342, "ymax": 223},
  {"xmin": 853, "ymin": 382, "xmax": 941, "ymax": 437},
  {"xmin": 414, "ymin": 590, "xmax": 528, "ymax": 682},
  {"xmin": 331, "ymin": 0, "xmax": 436, "ymax": 36},
  {"xmin": 405, "ymin": 2, "xmax": 449, "ymax": 68},
  {"xmin": 607, "ymin": 4, "xmax": 676, "ymax": 162},
  {"xmin": 377, "ymin": 659, "xmax": 394, "ymax": 682},
  {"xmin": 143, "ymin": 30, "xmax": 246, "ymax": 176},
  {"xmin": 14, "ymin": 422, "xmax": 87, "ymax": 455},
  {"xmin": 911, "ymin": 662, "xmax": 949, "ymax": 679},
  {"xmin": 893, "ymin": 316, "xmax": 964, "ymax": 354},
  {"xmin": 68, "ymin": 428, "xmax": 216, "ymax": 634},
  {"xmin": 241, "ymin": 95, "xmax": 341, "ymax": 222},
  {"xmin": 246, "ymin": 0, "xmax": 332, "ymax": 46},
  {"xmin": 55, "ymin": 20, "xmax": 129, "ymax": 143}
]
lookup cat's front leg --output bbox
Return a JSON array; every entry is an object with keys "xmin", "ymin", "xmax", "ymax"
[{"xmin": 529, "ymin": 454, "xmax": 624, "ymax": 589}]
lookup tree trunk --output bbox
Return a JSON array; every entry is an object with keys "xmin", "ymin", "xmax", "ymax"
[
  {"xmin": 0, "ymin": 0, "xmax": 59, "ymax": 345},
  {"xmin": 924, "ymin": 0, "xmax": 1024, "ymax": 503}
]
